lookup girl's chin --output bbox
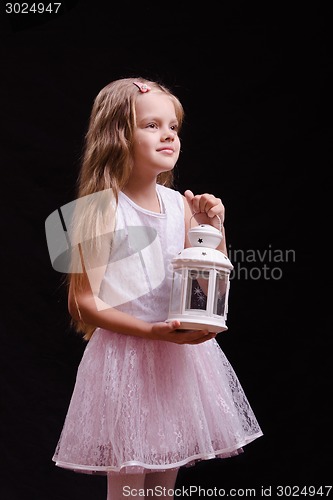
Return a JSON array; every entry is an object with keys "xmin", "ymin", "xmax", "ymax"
[
  {"xmin": 157, "ymin": 162, "xmax": 176, "ymax": 172},
  {"xmin": 157, "ymin": 166, "xmax": 175, "ymax": 176}
]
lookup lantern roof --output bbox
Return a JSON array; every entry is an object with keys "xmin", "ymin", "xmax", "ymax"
[
  {"xmin": 172, "ymin": 246, "xmax": 233, "ymax": 271},
  {"xmin": 188, "ymin": 223, "xmax": 222, "ymax": 249}
]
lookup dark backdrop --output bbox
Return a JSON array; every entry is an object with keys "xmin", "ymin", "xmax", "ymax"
[{"xmin": 0, "ymin": 2, "xmax": 331, "ymax": 499}]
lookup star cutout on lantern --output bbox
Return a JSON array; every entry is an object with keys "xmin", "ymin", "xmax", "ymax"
[{"xmin": 198, "ymin": 238, "xmax": 203, "ymax": 243}]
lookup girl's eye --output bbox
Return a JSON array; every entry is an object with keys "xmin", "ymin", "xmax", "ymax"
[{"xmin": 145, "ymin": 123, "xmax": 178, "ymax": 131}]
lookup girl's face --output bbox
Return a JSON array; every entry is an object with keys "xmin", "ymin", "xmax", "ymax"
[{"xmin": 132, "ymin": 92, "xmax": 181, "ymax": 179}]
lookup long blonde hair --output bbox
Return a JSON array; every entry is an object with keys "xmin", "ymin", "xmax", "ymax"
[{"xmin": 69, "ymin": 77, "xmax": 184, "ymax": 340}]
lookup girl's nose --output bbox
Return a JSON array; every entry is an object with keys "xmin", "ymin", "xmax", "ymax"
[{"xmin": 161, "ymin": 129, "xmax": 175, "ymax": 141}]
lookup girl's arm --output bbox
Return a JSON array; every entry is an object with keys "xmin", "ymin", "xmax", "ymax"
[{"xmin": 68, "ymin": 258, "xmax": 215, "ymax": 345}]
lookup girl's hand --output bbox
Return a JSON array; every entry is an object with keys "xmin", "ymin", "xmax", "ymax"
[
  {"xmin": 184, "ymin": 189, "xmax": 225, "ymax": 229},
  {"xmin": 150, "ymin": 320, "xmax": 216, "ymax": 345}
]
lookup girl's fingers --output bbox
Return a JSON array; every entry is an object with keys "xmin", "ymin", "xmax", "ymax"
[
  {"xmin": 184, "ymin": 190, "xmax": 195, "ymax": 212},
  {"xmin": 186, "ymin": 192, "xmax": 222, "ymax": 216},
  {"xmin": 174, "ymin": 329, "xmax": 212, "ymax": 344},
  {"xmin": 158, "ymin": 321, "xmax": 215, "ymax": 344},
  {"xmin": 184, "ymin": 189, "xmax": 194, "ymax": 201},
  {"xmin": 168, "ymin": 320, "xmax": 181, "ymax": 331}
]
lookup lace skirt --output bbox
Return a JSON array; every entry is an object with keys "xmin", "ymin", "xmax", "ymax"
[{"xmin": 53, "ymin": 329, "xmax": 263, "ymax": 474}]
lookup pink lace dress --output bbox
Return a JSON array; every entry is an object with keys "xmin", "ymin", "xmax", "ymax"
[{"xmin": 52, "ymin": 185, "xmax": 263, "ymax": 475}]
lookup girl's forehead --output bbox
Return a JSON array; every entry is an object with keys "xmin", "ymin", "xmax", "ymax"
[{"xmin": 135, "ymin": 92, "xmax": 176, "ymax": 117}]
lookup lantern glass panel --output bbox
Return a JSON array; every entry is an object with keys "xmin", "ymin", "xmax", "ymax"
[
  {"xmin": 213, "ymin": 271, "xmax": 228, "ymax": 316},
  {"xmin": 169, "ymin": 269, "xmax": 183, "ymax": 314},
  {"xmin": 185, "ymin": 270, "xmax": 209, "ymax": 311}
]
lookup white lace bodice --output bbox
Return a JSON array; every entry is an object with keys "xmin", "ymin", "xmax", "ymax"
[{"xmin": 99, "ymin": 185, "xmax": 185, "ymax": 323}]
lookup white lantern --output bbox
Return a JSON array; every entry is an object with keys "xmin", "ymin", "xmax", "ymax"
[{"xmin": 167, "ymin": 218, "xmax": 233, "ymax": 333}]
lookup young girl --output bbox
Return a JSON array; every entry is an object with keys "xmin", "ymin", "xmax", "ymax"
[{"xmin": 52, "ymin": 77, "xmax": 263, "ymax": 499}]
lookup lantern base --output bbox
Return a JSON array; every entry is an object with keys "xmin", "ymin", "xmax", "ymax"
[{"xmin": 167, "ymin": 317, "xmax": 228, "ymax": 334}]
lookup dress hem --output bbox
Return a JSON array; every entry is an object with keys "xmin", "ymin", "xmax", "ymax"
[{"xmin": 53, "ymin": 431, "xmax": 263, "ymax": 475}]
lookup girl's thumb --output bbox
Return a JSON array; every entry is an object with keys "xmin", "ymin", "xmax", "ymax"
[
  {"xmin": 184, "ymin": 189, "xmax": 194, "ymax": 202},
  {"xmin": 169, "ymin": 320, "xmax": 181, "ymax": 331}
]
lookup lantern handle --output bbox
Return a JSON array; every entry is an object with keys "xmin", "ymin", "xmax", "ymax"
[{"xmin": 190, "ymin": 213, "xmax": 223, "ymax": 233}]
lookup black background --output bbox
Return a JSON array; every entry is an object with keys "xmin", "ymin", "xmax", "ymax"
[{"xmin": 0, "ymin": 1, "xmax": 331, "ymax": 499}]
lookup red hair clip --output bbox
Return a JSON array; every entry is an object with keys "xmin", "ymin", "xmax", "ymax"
[{"xmin": 133, "ymin": 81, "xmax": 151, "ymax": 93}]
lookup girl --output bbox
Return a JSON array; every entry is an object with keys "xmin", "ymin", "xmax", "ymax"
[{"xmin": 52, "ymin": 77, "xmax": 263, "ymax": 499}]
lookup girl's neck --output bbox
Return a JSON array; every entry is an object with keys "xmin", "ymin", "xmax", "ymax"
[{"xmin": 122, "ymin": 179, "xmax": 161, "ymax": 213}]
